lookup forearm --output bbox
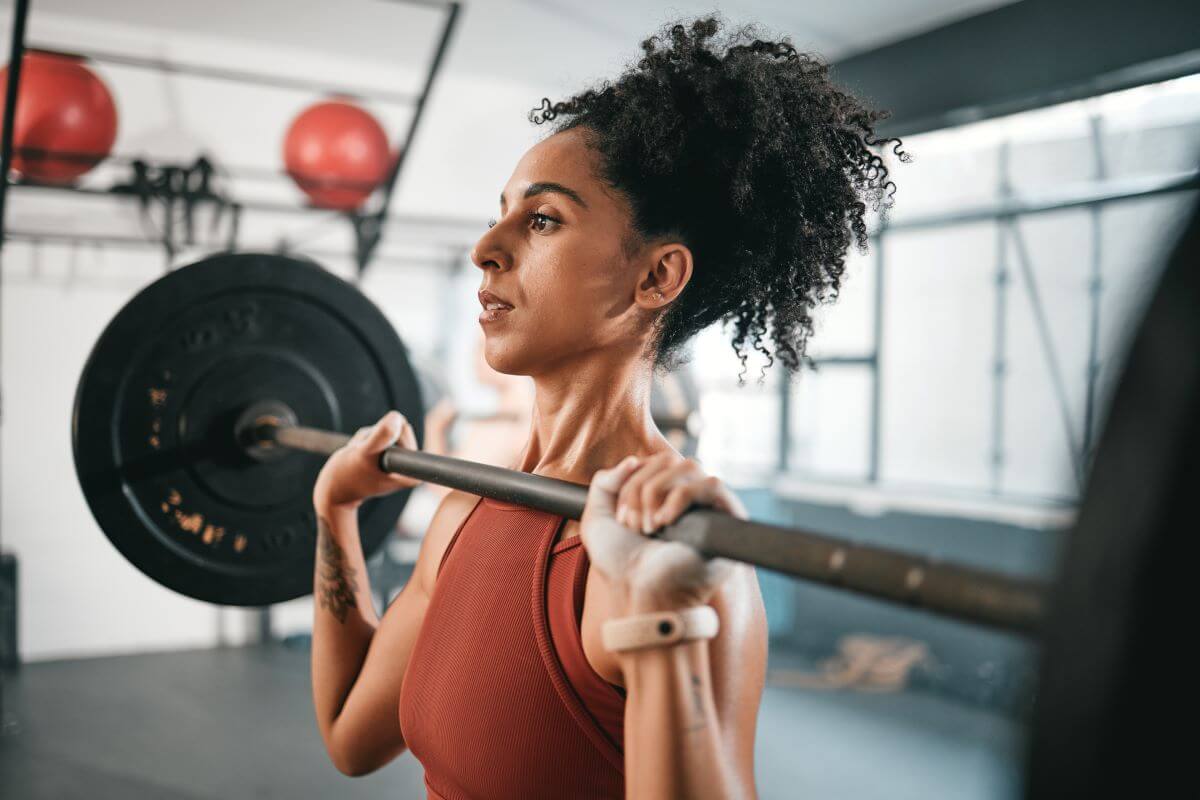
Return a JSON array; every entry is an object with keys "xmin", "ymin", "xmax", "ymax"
[
  {"xmin": 311, "ymin": 504, "xmax": 381, "ymax": 738},
  {"xmin": 621, "ymin": 639, "xmax": 742, "ymax": 800}
]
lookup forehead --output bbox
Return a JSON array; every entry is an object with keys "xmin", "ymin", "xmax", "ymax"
[{"xmin": 505, "ymin": 129, "xmax": 604, "ymax": 200}]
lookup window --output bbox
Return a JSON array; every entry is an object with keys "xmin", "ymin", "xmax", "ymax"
[{"xmin": 691, "ymin": 73, "xmax": 1200, "ymax": 509}]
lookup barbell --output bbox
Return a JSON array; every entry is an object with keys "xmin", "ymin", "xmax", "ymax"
[
  {"xmin": 70, "ymin": 251, "xmax": 1045, "ymax": 632},
  {"xmin": 70, "ymin": 191, "xmax": 1195, "ymax": 635}
]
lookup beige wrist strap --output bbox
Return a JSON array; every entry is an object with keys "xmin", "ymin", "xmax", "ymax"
[{"xmin": 602, "ymin": 606, "xmax": 720, "ymax": 653}]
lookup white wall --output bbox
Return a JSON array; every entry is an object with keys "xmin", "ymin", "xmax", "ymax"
[
  {"xmin": 0, "ymin": 7, "xmax": 548, "ymax": 661},
  {"xmin": 2, "ymin": 249, "xmax": 262, "ymax": 659}
]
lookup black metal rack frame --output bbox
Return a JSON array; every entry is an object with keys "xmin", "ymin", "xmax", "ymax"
[{"xmin": 0, "ymin": 0, "xmax": 465, "ymax": 274}]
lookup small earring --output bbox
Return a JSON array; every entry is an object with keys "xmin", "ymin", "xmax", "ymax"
[{"xmin": 654, "ymin": 290, "xmax": 664, "ymax": 299}]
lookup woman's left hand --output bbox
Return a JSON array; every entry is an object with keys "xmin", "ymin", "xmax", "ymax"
[{"xmin": 580, "ymin": 453, "xmax": 746, "ymax": 614}]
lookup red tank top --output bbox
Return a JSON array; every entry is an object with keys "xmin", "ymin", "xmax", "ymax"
[{"xmin": 399, "ymin": 497, "xmax": 626, "ymax": 799}]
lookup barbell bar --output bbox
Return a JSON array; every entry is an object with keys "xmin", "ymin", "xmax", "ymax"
[{"xmin": 239, "ymin": 403, "xmax": 1046, "ymax": 635}]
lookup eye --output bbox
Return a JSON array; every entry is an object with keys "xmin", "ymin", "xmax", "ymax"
[{"xmin": 529, "ymin": 212, "xmax": 560, "ymax": 233}]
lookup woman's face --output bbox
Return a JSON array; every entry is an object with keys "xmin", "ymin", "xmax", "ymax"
[{"xmin": 470, "ymin": 128, "xmax": 658, "ymax": 377}]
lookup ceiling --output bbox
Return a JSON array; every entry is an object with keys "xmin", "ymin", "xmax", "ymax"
[
  {"xmin": 11, "ymin": 0, "xmax": 1021, "ymax": 90},
  {"xmin": 0, "ymin": 0, "xmax": 1024, "ymax": 252}
]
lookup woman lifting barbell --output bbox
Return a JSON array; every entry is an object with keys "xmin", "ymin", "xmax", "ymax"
[{"xmin": 308, "ymin": 17, "xmax": 902, "ymax": 799}]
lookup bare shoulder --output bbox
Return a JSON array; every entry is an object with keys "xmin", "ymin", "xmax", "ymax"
[
  {"xmin": 710, "ymin": 564, "xmax": 768, "ymax": 651},
  {"xmin": 707, "ymin": 565, "xmax": 768, "ymax": 733},
  {"xmin": 410, "ymin": 490, "xmax": 479, "ymax": 598}
]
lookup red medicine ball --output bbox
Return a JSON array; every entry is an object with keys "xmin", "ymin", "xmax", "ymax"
[
  {"xmin": 0, "ymin": 50, "xmax": 119, "ymax": 184},
  {"xmin": 283, "ymin": 99, "xmax": 391, "ymax": 211}
]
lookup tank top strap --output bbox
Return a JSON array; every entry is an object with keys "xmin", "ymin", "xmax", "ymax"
[
  {"xmin": 547, "ymin": 538, "xmax": 626, "ymax": 749},
  {"xmin": 434, "ymin": 496, "xmax": 483, "ymax": 578},
  {"xmin": 532, "ymin": 528, "xmax": 625, "ymax": 770}
]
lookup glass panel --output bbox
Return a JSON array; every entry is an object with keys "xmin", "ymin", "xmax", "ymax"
[
  {"xmin": 878, "ymin": 222, "xmax": 996, "ymax": 491},
  {"xmin": 807, "ymin": 243, "xmax": 877, "ymax": 360},
  {"xmin": 690, "ymin": 324, "xmax": 781, "ymax": 477},
  {"xmin": 999, "ymin": 209, "xmax": 1092, "ymax": 498},
  {"xmin": 788, "ymin": 367, "xmax": 872, "ymax": 480},
  {"xmin": 779, "ymin": 73, "xmax": 1200, "ymax": 502}
]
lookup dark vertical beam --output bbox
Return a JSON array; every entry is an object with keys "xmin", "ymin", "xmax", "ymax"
[
  {"xmin": 0, "ymin": 0, "xmax": 29, "ymax": 736},
  {"xmin": 257, "ymin": 608, "xmax": 272, "ymax": 645},
  {"xmin": 1082, "ymin": 116, "xmax": 1107, "ymax": 464},
  {"xmin": 0, "ymin": 554, "xmax": 15, "ymax": 669},
  {"xmin": 356, "ymin": 1, "xmax": 461, "ymax": 274},
  {"xmin": 0, "ymin": 0, "xmax": 31, "ymax": 565},
  {"xmin": 161, "ymin": 196, "xmax": 176, "ymax": 269},
  {"xmin": 0, "ymin": 0, "xmax": 31, "ymax": 243}
]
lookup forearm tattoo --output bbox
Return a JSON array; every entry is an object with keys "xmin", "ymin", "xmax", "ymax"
[
  {"xmin": 316, "ymin": 517, "xmax": 358, "ymax": 624},
  {"xmin": 686, "ymin": 673, "xmax": 707, "ymax": 733}
]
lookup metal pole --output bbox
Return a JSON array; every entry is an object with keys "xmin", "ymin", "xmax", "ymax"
[
  {"xmin": 355, "ymin": 2, "xmax": 461, "ymax": 274},
  {"xmin": 23, "ymin": 44, "xmax": 417, "ymax": 106},
  {"xmin": 0, "ymin": 0, "xmax": 30, "ymax": 239},
  {"xmin": 375, "ymin": 1, "xmax": 460, "ymax": 219},
  {"xmin": 253, "ymin": 420, "xmax": 1046, "ymax": 635},
  {"xmin": 990, "ymin": 142, "xmax": 1011, "ymax": 493},
  {"xmin": 1007, "ymin": 222, "xmax": 1086, "ymax": 489},
  {"xmin": 1083, "ymin": 115, "xmax": 1107, "ymax": 464},
  {"xmin": 0, "ymin": 0, "xmax": 30, "ymax": 737},
  {"xmin": 867, "ymin": 222, "xmax": 886, "ymax": 482},
  {"xmin": 883, "ymin": 169, "xmax": 1200, "ymax": 232},
  {"xmin": 11, "ymin": 179, "xmax": 488, "ymax": 243}
]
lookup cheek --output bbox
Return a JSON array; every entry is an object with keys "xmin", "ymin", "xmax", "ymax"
[
  {"xmin": 484, "ymin": 239, "xmax": 635, "ymax": 373},
  {"xmin": 535, "ymin": 241, "xmax": 629, "ymax": 319},
  {"xmin": 552, "ymin": 286, "xmax": 627, "ymax": 356}
]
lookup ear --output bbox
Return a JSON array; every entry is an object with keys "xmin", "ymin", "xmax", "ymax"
[{"xmin": 633, "ymin": 242, "xmax": 693, "ymax": 312}]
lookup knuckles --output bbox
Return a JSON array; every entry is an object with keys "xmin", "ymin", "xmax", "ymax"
[{"xmin": 617, "ymin": 454, "xmax": 713, "ymax": 510}]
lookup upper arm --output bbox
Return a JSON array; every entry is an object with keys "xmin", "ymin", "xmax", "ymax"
[
  {"xmin": 325, "ymin": 490, "xmax": 478, "ymax": 774},
  {"xmin": 708, "ymin": 564, "xmax": 768, "ymax": 793}
]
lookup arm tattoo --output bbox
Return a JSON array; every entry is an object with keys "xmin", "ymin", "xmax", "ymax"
[
  {"xmin": 685, "ymin": 673, "xmax": 707, "ymax": 733},
  {"xmin": 316, "ymin": 517, "xmax": 358, "ymax": 624}
]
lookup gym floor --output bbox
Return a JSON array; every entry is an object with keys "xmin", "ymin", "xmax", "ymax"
[{"xmin": 0, "ymin": 645, "xmax": 1023, "ymax": 800}]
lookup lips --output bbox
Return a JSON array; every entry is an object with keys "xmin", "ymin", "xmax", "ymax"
[{"xmin": 478, "ymin": 289, "xmax": 514, "ymax": 324}]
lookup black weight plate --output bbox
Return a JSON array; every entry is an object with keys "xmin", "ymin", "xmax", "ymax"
[
  {"xmin": 1025, "ymin": 197, "xmax": 1199, "ymax": 796},
  {"xmin": 72, "ymin": 253, "xmax": 424, "ymax": 606}
]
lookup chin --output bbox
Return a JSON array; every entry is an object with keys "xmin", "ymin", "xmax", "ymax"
[{"xmin": 481, "ymin": 336, "xmax": 536, "ymax": 377}]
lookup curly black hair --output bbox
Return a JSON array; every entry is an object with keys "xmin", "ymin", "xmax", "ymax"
[{"xmin": 530, "ymin": 16, "xmax": 907, "ymax": 376}]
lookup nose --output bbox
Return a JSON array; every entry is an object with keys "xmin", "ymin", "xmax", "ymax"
[{"xmin": 470, "ymin": 223, "xmax": 511, "ymax": 273}]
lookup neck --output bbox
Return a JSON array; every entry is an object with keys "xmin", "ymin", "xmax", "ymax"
[
  {"xmin": 495, "ymin": 378, "xmax": 533, "ymax": 412},
  {"xmin": 516, "ymin": 347, "xmax": 671, "ymax": 484}
]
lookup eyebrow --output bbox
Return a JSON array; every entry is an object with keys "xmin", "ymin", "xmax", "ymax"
[{"xmin": 500, "ymin": 181, "xmax": 589, "ymax": 211}]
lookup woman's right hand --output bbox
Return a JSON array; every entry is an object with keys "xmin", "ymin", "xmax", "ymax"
[{"xmin": 313, "ymin": 411, "xmax": 421, "ymax": 513}]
